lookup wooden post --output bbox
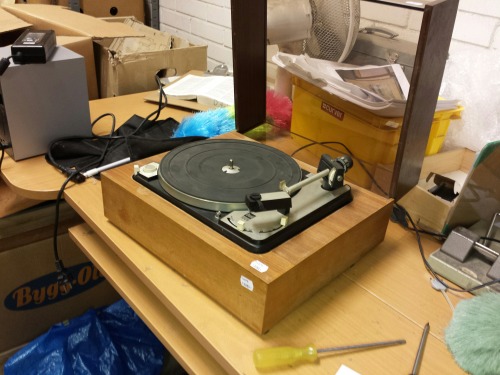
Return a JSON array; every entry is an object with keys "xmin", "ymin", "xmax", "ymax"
[
  {"xmin": 390, "ymin": 0, "xmax": 459, "ymax": 199},
  {"xmin": 230, "ymin": 0, "xmax": 267, "ymax": 133}
]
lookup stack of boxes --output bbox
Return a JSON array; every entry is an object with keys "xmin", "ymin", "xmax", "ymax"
[{"xmin": 1, "ymin": 4, "xmax": 207, "ymax": 99}]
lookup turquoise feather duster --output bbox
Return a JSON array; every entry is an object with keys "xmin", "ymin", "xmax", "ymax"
[
  {"xmin": 173, "ymin": 106, "xmax": 235, "ymax": 138},
  {"xmin": 445, "ymin": 293, "xmax": 500, "ymax": 375}
]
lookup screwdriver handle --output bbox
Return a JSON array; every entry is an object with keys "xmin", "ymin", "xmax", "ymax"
[{"xmin": 253, "ymin": 345, "xmax": 318, "ymax": 369}]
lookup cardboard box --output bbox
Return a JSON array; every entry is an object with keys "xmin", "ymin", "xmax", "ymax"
[
  {"xmin": 0, "ymin": 201, "xmax": 82, "ymax": 251},
  {"xmin": 0, "ymin": 234, "xmax": 121, "ymax": 364},
  {"xmin": 393, "ymin": 148, "xmax": 476, "ymax": 233},
  {"xmin": 1, "ymin": 4, "xmax": 144, "ymax": 99},
  {"xmin": 1, "ymin": 4, "xmax": 143, "ymax": 39},
  {"xmin": 1, "ymin": 7, "xmax": 103, "ymax": 99},
  {"xmin": 1, "ymin": 5, "xmax": 207, "ymax": 99},
  {"xmin": 97, "ymin": 17, "xmax": 207, "ymax": 97},
  {"xmin": 0, "ymin": 7, "xmax": 30, "ymax": 46},
  {"xmin": 80, "ymin": 0, "xmax": 145, "ymax": 23},
  {"xmin": 0, "ymin": 202, "xmax": 120, "ymax": 363},
  {"xmin": 23, "ymin": 0, "xmax": 145, "ymax": 22}
]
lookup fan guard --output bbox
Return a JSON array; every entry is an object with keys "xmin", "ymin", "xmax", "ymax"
[
  {"xmin": 304, "ymin": 0, "xmax": 360, "ymax": 62},
  {"xmin": 267, "ymin": 0, "xmax": 360, "ymax": 63}
]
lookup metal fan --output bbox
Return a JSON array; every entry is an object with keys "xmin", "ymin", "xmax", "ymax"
[{"xmin": 267, "ymin": 0, "xmax": 360, "ymax": 62}]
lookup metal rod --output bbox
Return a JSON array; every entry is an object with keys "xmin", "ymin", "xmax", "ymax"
[
  {"xmin": 280, "ymin": 168, "xmax": 329, "ymax": 195},
  {"xmin": 474, "ymin": 241, "xmax": 500, "ymax": 260},
  {"xmin": 317, "ymin": 339, "xmax": 406, "ymax": 354},
  {"xmin": 411, "ymin": 323, "xmax": 430, "ymax": 375},
  {"xmin": 483, "ymin": 212, "xmax": 500, "ymax": 248}
]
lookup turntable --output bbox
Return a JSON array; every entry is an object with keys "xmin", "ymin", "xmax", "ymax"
[
  {"xmin": 102, "ymin": 133, "xmax": 393, "ymax": 333},
  {"xmin": 131, "ymin": 139, "xmax": 354, "ymax": 253}
]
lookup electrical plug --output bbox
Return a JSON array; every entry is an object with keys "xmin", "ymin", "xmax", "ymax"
[{"xmin": 55, "ymin": 259, "xmax": 73, "ymax": 294}]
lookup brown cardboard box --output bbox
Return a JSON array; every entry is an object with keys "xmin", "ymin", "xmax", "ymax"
[
  {"xmin": 1, "ymin": 4, "xmax": 144, "ymax": 99},
  {"xmin": 97, "ymin": 17, "xmax": 207, "ymax": 97},
  {"xmin": 1, "ymin": 7, "xmax": 99, "ymax": 99},
  {"xmin": 0, "ymin": 233, "xmax": 120, "ymax": 365},
  {"xmin": 0, "ymin": 201, "xmax": 82, "ymax": 251},
  {"xmin": 0, "ymin": 7, "xmax": 30, "ymax": 46},
  {"xmin": 1, "ymin": 5, "xmax": 207, "ymax": 98},
  {"xmin": 81, "ymin": 0, "xmax": 145, "ymax": 22},
  {"xmin": 1, "ymin": 4, "xmax": 143, "ymax": 39},
  {"xmin": 0, "ymin": 202, "xmax": 120, "ymax": 364}
]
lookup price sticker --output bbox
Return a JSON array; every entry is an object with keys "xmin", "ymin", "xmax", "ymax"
[
  {"xmin": 250, "ymin": 260, "xmax": 269, "ymax": 273},
  {"xmin": 240, "ymin": 275, "xmax": 254, "ymax": 291}
]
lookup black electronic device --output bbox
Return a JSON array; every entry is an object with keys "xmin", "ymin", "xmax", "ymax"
[
  {"xmin": 132, "ymin": 139, "xmax": 354, "ymax": 253},
  {"xmin": 11, "ymin": 29, "xmax": 56, "ymax": 64}
]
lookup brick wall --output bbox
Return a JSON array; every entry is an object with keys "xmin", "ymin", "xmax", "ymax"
[
  {"xmin": 361, "ymin": 1, "xmax": 500, "ymax": 49},
  {"xmin": 159, "ymin": 0, "xmax": 232, "ymax": 71},
  {"xmin": 159, "ymin": 0, "xmax": 500, "ymax": 151}
]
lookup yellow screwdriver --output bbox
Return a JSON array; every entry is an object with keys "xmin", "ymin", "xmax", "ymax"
[{"xmin": 253, "ymin": 339, "xmax": 406, "ymax": 369}]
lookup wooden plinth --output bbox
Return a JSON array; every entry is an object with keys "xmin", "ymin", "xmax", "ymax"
[{"xmin": 101, "ymin": 135, "xmax": 393, "ymax": 334}]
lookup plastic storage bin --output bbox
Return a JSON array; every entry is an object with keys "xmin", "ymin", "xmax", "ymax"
[
  {"xmin": 426, "ymin": 105, "xmax": 464, "ymax": 155},
  {"xmin": 290, "ymin": 78, "xmax": 463, "ymax": 188}
]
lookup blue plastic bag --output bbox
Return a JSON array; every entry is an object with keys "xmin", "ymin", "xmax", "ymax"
[{"xmin": 4, "ymin": 299, "xmax": 165, "ymax": 375}]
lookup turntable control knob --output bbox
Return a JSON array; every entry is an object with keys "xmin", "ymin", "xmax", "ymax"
[
  {"xmin": 138, "ymin": 162, "xmax": 159, "ymax": 180},
  {"xmin": 143, "ymin": 164, "xmax": 158, "ymax": 174}
]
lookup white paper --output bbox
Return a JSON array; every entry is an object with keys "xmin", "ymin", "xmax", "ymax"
[
  {"xmin": 162, "ymin": 74, "xmax": 234, "ymax": 107},
  {"xmin": 336, "ymin": 364, "xmax": 361, "ymax": 375}
]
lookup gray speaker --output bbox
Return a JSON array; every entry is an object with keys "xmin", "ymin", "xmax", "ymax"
[{"xmin": 0, "ymin": 45, "xmax": 91, "ymax": 161}]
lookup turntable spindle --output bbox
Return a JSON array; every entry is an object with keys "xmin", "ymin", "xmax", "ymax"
[{"xmin": 222, "ymin": 159, "xmax": 240, "ymax": 174}]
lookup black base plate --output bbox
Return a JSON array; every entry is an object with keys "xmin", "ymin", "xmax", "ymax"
[{"xmin": 132, "ymin": 172, "xmax": 353, "ymax": 254}]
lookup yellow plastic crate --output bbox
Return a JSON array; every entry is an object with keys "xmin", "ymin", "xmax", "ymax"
[
  {"xmin": 426, "ymin": 104, "xmax": 464, "ymax": 155},
  {"xmin": 290, "ymin": 78, "xmax": 463, "ymax": 188}
]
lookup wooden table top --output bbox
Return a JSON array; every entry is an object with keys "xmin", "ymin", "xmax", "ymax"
[{"xmin": 0, "ymin": 92, "xmax": 469, "ymax": 374}]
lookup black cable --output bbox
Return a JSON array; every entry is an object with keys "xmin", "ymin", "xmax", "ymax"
[
  {"xmin": 51, "ymin": 112, "xmax": 120, "ymax": 291},
  {"xmin": 0, "ymin": 56, "xmax": 12, "ymax": 76},
  {"xmin": 51, "ymin": 73, "xmax": 170, "ymax": 292},
  {"xmin": 481, "ymin": 236, "xmax": 500, "ymax": 244},
  {"xmin": 50, "ymin": 74, "xmax": 169, "ymax": 291},
  {"xmin": 406, "ymin": 226, "xmax": 447, "ymax": 240},
  {"xmin": 290, "ymin": 135, "xmax": 389, "ymax": 197},
  {"xmin": 91, "ymin": 112, "xmax": 117, "ymax": 137},
  {"xmin": 394, "ymin": 202, "xmax": 500, "ymax": 293},
  {"xmin": 0, "ymin": 142, "xmax": 6, "ymax": 169},
  {"xmin": 287, "ymin": 130, "xmax": 499, "ymax": 292},
  {"xmin": 53, "ymin": 172, "xmax": 77, "ymax": 293},
  {"xmin": 0, "ymin": 141, "xmax": 12, "ymax": 170},
  {"xmin": 126, "ymin": 74, "xmax": 168, "ymax": 137},
  {"xmin": 90, "ymin": 75, "xmax": 167, "ymax": 141}
]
